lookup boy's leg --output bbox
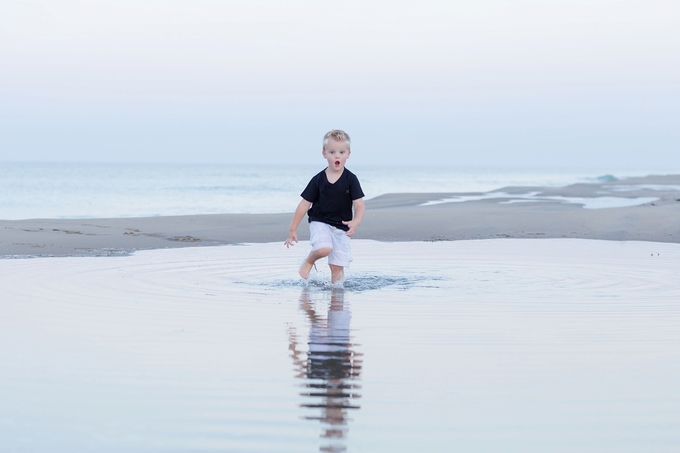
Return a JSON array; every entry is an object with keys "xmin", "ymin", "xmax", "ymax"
[
  {"xmin": 329, "ymin": 264, "xmax": 344, "ymax": 284},
  {"xmin": 300, "ymin": 222, "xmax": 334, "ymax": 279},
  {"xmin": 300, "ymin": 247, "xmax": 331, "ymax": 279},
  {"xmin": 327, "ymin": 227, "xmax": 352, "ymax": 284}
]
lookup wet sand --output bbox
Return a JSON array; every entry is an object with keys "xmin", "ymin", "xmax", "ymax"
[{"xmin": 2, "ymin": 174, "xmax": 680, "ymax": 257}]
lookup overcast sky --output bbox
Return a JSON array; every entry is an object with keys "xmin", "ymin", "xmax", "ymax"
[{"xmin": 1, "ymin": 0, "xmax": 678, "ymax": 168}]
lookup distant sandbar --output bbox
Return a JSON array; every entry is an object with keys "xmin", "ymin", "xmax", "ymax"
[{"xmin": 2, "ymin": 174, "xmax": 679, "ymax": 257}]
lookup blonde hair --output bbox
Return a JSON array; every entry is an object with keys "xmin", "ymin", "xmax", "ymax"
[{"xmin": 322, "ymin": 129, "xmax": 351, "ymax": 150}]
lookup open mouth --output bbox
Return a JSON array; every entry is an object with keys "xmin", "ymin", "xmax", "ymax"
[{"xmin": 334, "ymin": 161, "xmax": 340, "ymax": 167}]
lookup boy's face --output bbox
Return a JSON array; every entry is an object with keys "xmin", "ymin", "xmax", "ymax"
[{"xmin": 322, "ymin": 139, "xmax": 351, "ymax": 172}]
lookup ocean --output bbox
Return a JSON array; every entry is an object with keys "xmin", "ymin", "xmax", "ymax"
[{"xmin": 0, "ymin": 162, "xmax": 652, "ymax": 220}]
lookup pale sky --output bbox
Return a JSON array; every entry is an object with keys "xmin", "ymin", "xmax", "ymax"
[{"xmin": 1, "ymin": 0, "xmax": 678, "ymax": 168}]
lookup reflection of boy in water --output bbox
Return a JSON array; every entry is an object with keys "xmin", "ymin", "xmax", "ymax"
[{"xmin": 288, "ymin": 288, "xmax": 362, "ymax": 450}]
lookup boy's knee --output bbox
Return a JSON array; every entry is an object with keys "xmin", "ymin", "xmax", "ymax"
[{"xmin": 316, "ymin": 247, "xmax": 332, "ymax": 257}]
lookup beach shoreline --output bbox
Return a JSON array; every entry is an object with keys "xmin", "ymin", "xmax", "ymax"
[{"xmin": 2, "ymin": 174, "xmax": 680, "ymax": 258}]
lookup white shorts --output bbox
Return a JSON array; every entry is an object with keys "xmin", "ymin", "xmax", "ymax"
[{"xmin": 309, "ymin": 221, "xmax": 353, "ymax": 268}]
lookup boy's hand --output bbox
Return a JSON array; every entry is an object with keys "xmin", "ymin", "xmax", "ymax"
[
  {"xmin": 345, "ymin": 198, "xmax": 365, "ymax": 238},
  {"xmin": 342, "ymin": 220, "xmax": 358, "ymax": 237},
  {"xmin": 284, "ymin": 232, "xmax": 298, "ymax": 248}
]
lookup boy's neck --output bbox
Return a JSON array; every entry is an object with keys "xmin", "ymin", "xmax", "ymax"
[{"xmin": 325, "ymin": 166, "xmax": 345, "ymax": 183}]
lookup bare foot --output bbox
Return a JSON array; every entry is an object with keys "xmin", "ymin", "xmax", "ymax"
[{"xmin": 299, "ymin": 260, "xmax": 314, "ymax": 279}]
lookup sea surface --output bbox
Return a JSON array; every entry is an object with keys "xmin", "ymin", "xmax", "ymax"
[
  {"xmin": 0, "ymin": 162, "xmax": 659, "ymax": 220},
  {"xmin": 2, "ymin": 240, "xmax": 679, "ymax": 452}
]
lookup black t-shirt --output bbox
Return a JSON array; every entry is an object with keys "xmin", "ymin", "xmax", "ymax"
[{"xmin": 301, "ymin": 168, "xmax": 364, "ymax": 231}]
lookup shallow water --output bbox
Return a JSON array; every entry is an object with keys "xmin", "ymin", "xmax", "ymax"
[
  {"xmin": 1, "ymin": 239, "xmax": 679, "ymax": 452},
  {"xmin": 421, "ymin": 191, "xmax": 661, "ymax": 209}
]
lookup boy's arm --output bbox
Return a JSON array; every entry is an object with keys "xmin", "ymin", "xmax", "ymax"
[
  {"xmin": 284, "ymin": 198, "xmax": 312, "ymax": 248},
  {"xmin": 342, "ymin": 198, "xmax": 365, "ymax": 237}
]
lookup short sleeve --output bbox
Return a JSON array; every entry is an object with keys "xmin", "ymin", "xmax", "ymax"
[
  {"xmin": 300, "ymin": 174, "xmax": 319, "ymax": 202},
  {"xmin": 349, "ymin": 173, "xmax": 364, "ymax": 200}
]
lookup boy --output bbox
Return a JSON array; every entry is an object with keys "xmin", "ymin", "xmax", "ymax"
[{"xmin": 284, "ymin": 130, "xmax": 365, "ymax": 284}]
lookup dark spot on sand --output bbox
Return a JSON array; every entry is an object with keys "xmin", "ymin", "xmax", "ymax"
[{"xmin": 169, "ymin": 236, "xmax": 200, "ymax": 242}]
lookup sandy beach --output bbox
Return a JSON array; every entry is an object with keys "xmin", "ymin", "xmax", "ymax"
[{"xmin": 2, "ymin": 174, "xmax": 680, "ymax": 257}]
